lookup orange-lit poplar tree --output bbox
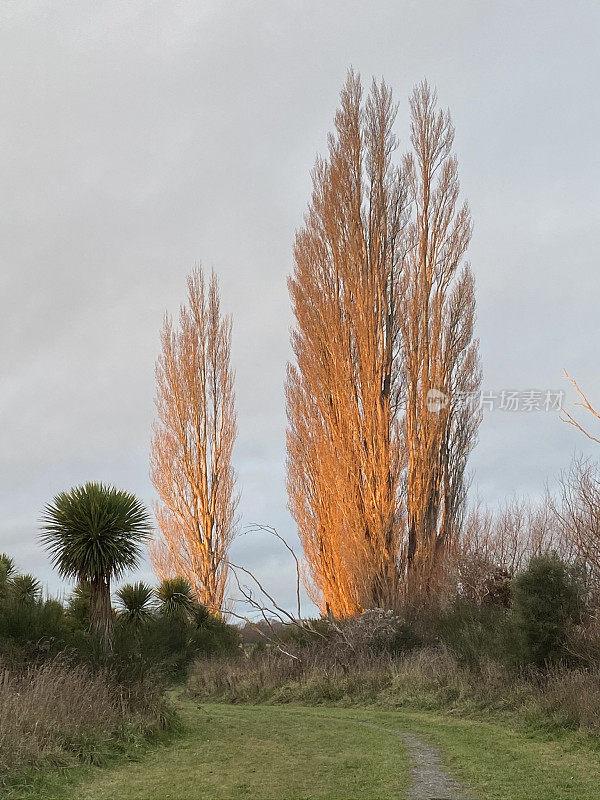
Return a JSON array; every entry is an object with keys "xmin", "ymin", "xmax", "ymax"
[
  {"xmin": 402, "ymin": 82, "xmax": 481, "ymax": 594},
  {"xmin": 287, "ymin": 72, "xmax": 480, "ymax": 613},
  {"xmin": 150, "ymin": 267, "xmax": 237, "ymax": 613},
  {"xmin": 287, "ymin": 72, "xmax": 409, "ymax": 616}
]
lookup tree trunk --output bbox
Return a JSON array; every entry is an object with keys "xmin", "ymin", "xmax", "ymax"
[{"xmin": 89, "ymin": 575, "xmax": 113, "ymax": 654}]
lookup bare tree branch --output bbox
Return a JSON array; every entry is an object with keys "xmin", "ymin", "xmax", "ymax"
[
  {"xmin": 244, "ymin": 524, "xmax": 302, "ymax": 620},
  {"xmin": 561, "ymin": 371, "xmax": 600, "ymax": 444}
]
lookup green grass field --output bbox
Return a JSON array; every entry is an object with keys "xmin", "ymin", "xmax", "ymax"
[{"xmin": 31, "ymin": 701, "xmax": 600, "ymax": 800}]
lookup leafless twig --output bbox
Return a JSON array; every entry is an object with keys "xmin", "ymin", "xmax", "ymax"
[{"xmin": 561, "ymin": 371, "xmax": 600, "ymax": 444}]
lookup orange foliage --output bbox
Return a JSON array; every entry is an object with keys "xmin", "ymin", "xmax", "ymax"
[{"xmin": 150, "ymin": 268, "xmax": 238, "ymax": 613}]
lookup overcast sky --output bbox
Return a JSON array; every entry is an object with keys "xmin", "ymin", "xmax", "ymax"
[{"xmin": 1, "ymin": 1, "xmax": 599, "ymax": 613}]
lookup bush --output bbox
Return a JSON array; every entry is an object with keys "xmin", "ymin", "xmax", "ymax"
[
  {"xmin": 0, "ymin": 595, "xmax": 84, "ymax": 666},
  {"xmin": 111, "ymin": 609, "xmax": 239, "ymax": 681},
  {"xmin": 0, "ymin": 556, "xmax": 239, "ymax": 794},
  {"xmin": 432, "ymin": 599, "xmax": 514, "ymax": 668},
  {"xmin": 0, "ymin": 558, "xmax": 239, "ymax": 681},
  {"xmin": 334, "ymin": 609, "xmax": 422, "ymax": 655},
  {"xmin": 277, "ymin": 610, "xmax": 421, "ymax": 657},
  {"xmin": 510, "ymin": 553, "xmax": 583, "ymax": 667}
]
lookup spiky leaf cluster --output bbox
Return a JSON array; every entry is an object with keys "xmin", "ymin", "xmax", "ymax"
[
  {"xmin": 115, "ymin": 581, "xmax": 156, "ymax": 625},
  {"xmin": 155, "ymin": 576, "xmax": 195, "ymax": 617},
  {"xmin": 40, "ymin": 482, "xmax": 152, "ymax": 582}
]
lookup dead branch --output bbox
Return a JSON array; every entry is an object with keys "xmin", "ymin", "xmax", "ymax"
[{"xmin": 561, "ymin": 371, "xmax": 600, "ymax": 444}]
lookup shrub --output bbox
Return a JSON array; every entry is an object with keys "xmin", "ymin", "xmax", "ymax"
[
  {"xmin": 432, "ymin": 599, "xmax": 513, "ymax": 667},
  {"xmin": 278, "ymin": 610, "xmax": 421, "ymax": 657},
  {"xmin": 334, "ymin": 609, "xmax": 421, "ymax": 655},
  {"xmin": 155, "ymin": 577, "xmax": 195, "ymax": 617},
  {"xmin": 0, "ymin": 595, "xmax": 79, "ymax": 666},
  {"xmin": 510, "ymin": 553, "xmax": 583, "ymax": 667},
  {"xmin": 0, "ymin": 557, "xmax": 239, "ymax": 680},
  {"xmin": 65, "ymin": 581, "xmax": 92, "ymax": 629},
  {"xmin": 110, "ymin": 600, "xmax": 239, "ymax": 681}
]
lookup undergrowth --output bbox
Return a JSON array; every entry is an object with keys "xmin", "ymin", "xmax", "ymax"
[
  {"xmin": 0, "ymin": 657, "xmax": 176, "ymax": 799},
  {"xmin": 188, "ymin": 644, "xmax": 600, "ymax": 737}
]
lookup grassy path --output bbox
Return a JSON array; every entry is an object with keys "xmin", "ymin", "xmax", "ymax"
[
  {"xmin": 39, "ymin": 701, "xmax": 600, "ymax": 799},
  {"xmin": 63, "ymin": 702, "xmax": 411, "ymax": 800}
]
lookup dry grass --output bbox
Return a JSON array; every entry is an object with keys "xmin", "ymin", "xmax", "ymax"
[
  {"xmin": 0, "ymin": 657, "xmax": 172, "ymax": 794},
  {"xmin": 189, "ymin": 645, "xmax": 600, "ymax": 735}
]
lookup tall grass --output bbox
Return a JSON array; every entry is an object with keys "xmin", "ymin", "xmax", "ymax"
[
  {"xmin": 0, "ymin": 657, "xmax": 173, "ymax": 796},
  {"xmin": 188, "ymin": 645, "xmax": 600, "ymax": 734}
]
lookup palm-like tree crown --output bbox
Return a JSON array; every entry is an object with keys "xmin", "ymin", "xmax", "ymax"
[
  {"xmin": 40, "ymin": 482, "xmax": 152, "ymax": 582},
  {"xmin": 115, "ymin": 581, "xmax": 155, "ymax": 625},
  {"xmin": 0, "ymin": 553, "xmax": 16, "ymax": 580},
  {"xmin": 156, "ymin": 576, "xmax": 194, "ymax": 616},
  {"xmin": 0, "ymin": 553, "xmax": 17, "ymax": 600},
  {"xmin": 10, "ymin": 573, "xmax": 42, "ymax": 604}
]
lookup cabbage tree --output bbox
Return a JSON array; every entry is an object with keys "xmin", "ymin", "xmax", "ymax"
[{"xmin": 41, "ymin": 482, "xmax": 152, "ymax": 652}]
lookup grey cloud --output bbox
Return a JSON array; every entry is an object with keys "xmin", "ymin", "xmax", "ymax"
[{"xmin": 1, "ymin": 0, "xmax": 599, "ymax": 610}]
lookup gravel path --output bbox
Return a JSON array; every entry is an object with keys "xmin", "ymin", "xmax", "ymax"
[{"xmin": 356, "ymin": 721, "xmax": 475, "ymax": 799}]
